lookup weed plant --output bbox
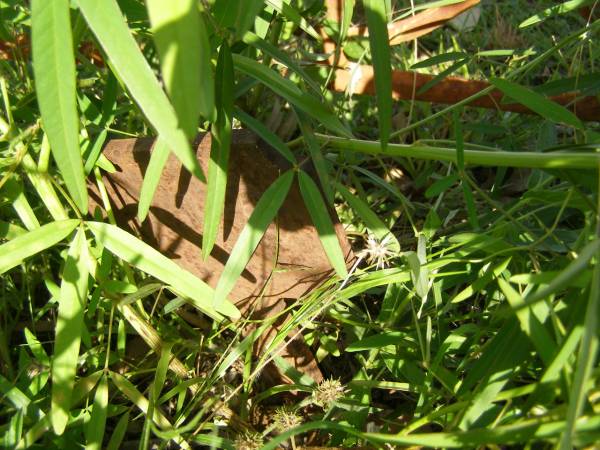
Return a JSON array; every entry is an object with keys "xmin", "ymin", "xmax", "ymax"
[{"xmin": 0, "ymin": 0, "xmax": 599, "ymax": 448}]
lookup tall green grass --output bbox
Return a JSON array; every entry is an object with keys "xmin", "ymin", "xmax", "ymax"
[{"xmin": 0, "ymin": 0, "xmax": 598, "ymax": 448}]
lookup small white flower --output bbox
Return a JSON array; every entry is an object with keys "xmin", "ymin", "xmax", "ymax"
[{"xmin": 358, "ymin": 233, "xmax": 396, "ymax": 269}]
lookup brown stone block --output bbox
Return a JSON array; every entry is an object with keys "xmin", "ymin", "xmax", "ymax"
[{"xmin": 89, "ymin": 130, "xmax": 354, "ymax": 382}]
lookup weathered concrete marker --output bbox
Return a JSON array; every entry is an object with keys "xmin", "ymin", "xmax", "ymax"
[{"xmin": 90, "ymin": 130, "xmax": 354, "ymax": 382}]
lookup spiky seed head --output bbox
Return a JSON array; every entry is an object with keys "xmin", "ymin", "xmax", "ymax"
[
  {"xmin": 312, "ymin": 378, "xmax": 347, "ymax": 409},
  {"xmin": 272, "ymin": 406, "xmax": 303, "ymax": 432},
  {"xmin": 234, "ymin": 431, "xmax": 263, "ymax": 450}
]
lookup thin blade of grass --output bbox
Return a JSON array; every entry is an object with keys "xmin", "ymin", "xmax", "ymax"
[
  {"xmin": 336, "ymin": 182, "xmax": 400, "ymax": 252},
  {"xmin": 76, "ymin": 0, "xmax": 205, "ymax": 181},
  {"xmin": 265, "ymin": 0, "xmax": 321, "ymax": 40},
  {"xmin": 51, "ymin": 227, "xmax": 89, "ymax": 435},
  {"xmin": 203, "ymin": 42, "xmax": 233, "ymax": 260},
  {"xmin": 87, "ymin": 221, "xmax": 240, "ymax": 320},
  {"xmin": 106, "ymin": 412, "xmax": 129, "ymax": 450},
  {"xmin": 364, "ymin": 0, "xmax": 392, "ymax": 151},
  {"xmin": 84, "ymin": 373, "xmax": 108, "ymax": 450},
  {"xmin": 242, "ymin": 31, "xmax": 321, "ymax": 94},
  {"xmin": 520, "ymin": 0, "xmax": 595, "ymax": 28},
  {"xmin": 232, "ymin": 54, "xmax": 351, "ymax": 138},
  {"xmin": 490, "ymin": 77, "xmax": 583, "ymax": 129},
  {"xmin": 0, "ymin": 219, "xmax": 79, "ymax": 275},
  {"xmin": 146, "ymin": 0, "xmax": 214, "ymax": 132},
  {"xmin": 137, "ymin": 138, "xmax": 170, "ymax": 222},
  {"xmin": 233, "ymin": 107, "xmax": 296, "ymax": 164},
  {"xmin": 559, "ymin": 241, "xmax": 600, "ymax": 449},
  {"xmin": 498, "ymin": 279, "xmax": 557, "ymax": 365},
  {"xmin": 411, "ymin": 51, "xmax": 469, "ymax": 69},
  {"xmin": 31, "ymin": 0, "xmax": 87, "ymax": 212},
  {"xmin": 298, "ymin": 170, "xmax": 348, "ymax": 278},
  {"xmin": 213, "ymin": 170, "xmax": 294, "ymax": 306},
  {"xmin": 212, "ymin": 0, "xmax": 265, "ymax": 41},
  {"xmin": 296, "ymin": 110, "xmax": 335, "ymax": 204}
]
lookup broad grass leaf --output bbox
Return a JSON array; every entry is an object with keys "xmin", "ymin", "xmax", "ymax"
[
  {"xmin": 87, "ymin": 221, "xmax": 240, "ymax": 320},
  {"xmin": 296, "ymin": 111, "xmax": 334, "ymax": 204},
  {"xmin": 31, "ymin": 0, "xmax": 87, "ymax": 213},
  {"xmin": 109, "ymin": 371, "xmax": 171, "ymax": 430},
  {"xmin": 346, "ymin": 332, "xmax": 406, "ymax": 351},
  {"xmin": 416, "ymin": 59, "xmax": 470, "ymax": 95},
  {"xmin": 336, "ymin": 182, "xmax": 400, "ymax": 252},
  {"xmin": 212, "ymin": 0, "xmax": 265, "ymax": 41},
  {"xmin": 560, "ymin": 243, "xmax": 600, "ymax": 449},
  {"xmin": 424, "ymin": 173, "xmax": 460, "ymax": 198},
  {"xmin": 265, "ymin": 0, "xmax": 321, "ymax": 40},
  {"xmin": 0, "ymin": 220, "xmax": 26, "ymax": 240},
  {"xmin": 498, "ymin": 279, "xmax": 557, "ymax": 365},
  {"xmin": 85, "ymin": 373, "xmax": 108, "ymax": 450},
  {"xmin": 214, "ymin": 170, "xmax": 294, "ymax": 305},
  {"xmin": 363, "ymin": 0, "xmax": 392, "ymax": 151},
  {"xmin": 51, "ymin": 228, "xmax": 90, "ymax": 435},
  {"xmin": 0, "ymin": 219, "xmax": 79, "ymax": 275},
  {"xmin": 76, "ymin": 0, "xmax": 205, "ymax": 181},
  {"xmin": 233, "ymin": 107, "xmax": 296, "ymax": 164},
  {"xmin": 298, "ymin": 170, "xmax": 348, "ymax": 278},
  {"xmin": 106, "ymin": 412, "xmax": 129, "ymax": 450},
  {"xmin": 411, "ymin": 51, "xmax": 469, "ymax": 69},
  {"xmin": 232, "ymin": 54, "xmax": 351, "ymax": 138},
  {"xmin": 490, "ymin": 77, "xmax": 583, "ymax": 129},
  {"xmin": 242, "ymin": 31, "xmax": 322, "ymax": 94},
  {"xmin": 520, "ymin": 0, "xmax": 595, "ymax": 28},
  {"xmin": 203, "ymin": 42, "xmax": 234, "ymax": 260},
  {"xmin": 138, "ymin": 138, "xmax": 169, "ymax": 222},
  {"xmin": 147, "ymin": 0, "xmax": 214, "ymax": 132}
]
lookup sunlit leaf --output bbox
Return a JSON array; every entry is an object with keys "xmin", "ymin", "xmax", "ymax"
[
  {"xmin": 0, "ymin": 219, "xmax": 79, "ymax": 275},
  {"xmin": 214, "ymin": 170, "xmax": 294, "ymax": 305},
  {"xmin": 203, "ymin": 42, "xmax": 233, "ymax": 260},
  {"xmin": 147, "ymin": 0, "xmax": 214, "ymax": 131},
  {"xmin": 87, "ymin": 222, "xmax": 239, "ymax": 320},
  {"xmin": 490, "ymin": 77, "xmax": 583, "ymax": 129},
  {"xmin": 31, "ymin": 0, "xmax": 87, "ymax": 212},
  {"xmin": 298, "ymin": 170, "xmax": 348, "ymax": 278},
  {"xmin": 364, "ymin": 0, "xmax": 392, "ymax": 151},
  {"xmin": 76, "ymin": 0, "xmax": 205, "ymax": 181},
  {"xmin": 232, "ymin": 54, "xmax": 351, "ymax": 137},
  {"xmin": 51, "ymin": 227, "xmax": 90, "ymax": 434}
]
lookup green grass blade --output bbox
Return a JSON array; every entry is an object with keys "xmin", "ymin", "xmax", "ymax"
[
  {"xmin": 560, "ymin": 243, "xmax": 600, "ymax": 449},
  {"xmin": 498, "ymin": 279, "xmax": 557, "ymax": 365},
  {"xmin": 0, "ymin": 219, "xmax": 79, "ymax": 275},
  {"xmin": 363, "ymin": 0, "xmax": 392, "ymax": 151},
  {"xmin": 298, "ymin": 170, "xmax": 348, "ymax": 278},
  {"xmin": 87, "ymin": 221, "xmax": 240, "ymax": 320},
  {"xmin": 147, "ymin": 0, "xmax": 214, "ymax": 132},
  {"xmin": 232, "ymin": 54, "xmax": 351, "ymax": 138},
  {"xmin": 76, "ymin": 0, "xmax": 205, "ymax": 181},
  {"xmin": 108, "ymin": 371, "xmax": 172, "ymax": 430},
  {"xmin": 51, "ymin": 227, "xmax": 89, "ymax": 435},
  {"xmin": 106, "ymin": 412, "xmax": 129, "ymax": 450},
  {"xmin": 138, "ymin": 138, "xmax": 170, "ymax": 222},
  {"xmin": 520, "ymin": 0, "xmax": 595, "ymax": 28},
  {"xmin": 264, "ymin": 0, "xmax": 321, "ymax": 40},
  {"xmin": 214, "ymin": 170, "xmax": 294, "ymax": 305},
  {"xmin": 85, "ymin": 373, "xmax": 108, "ymax": 450},
  {"xmin": 336, "ymin": 182, "xmax": 400, "ymax": 252},
  {"xmin": 212, "ymin": 0, "xmax": 265, "ymax": 41},
  {"xmin": 203, "ymin": 42, "xmax": 234, "ymax": 260},
  {"xmin": 232, "ymin": 107, "xmax": 296, "ymax": 164},
  {"xmin": 242, "ymin": 31, "xmax": 321, "ymax": 94},
  {"xmin": 296, "ymin": 110, "xmax": 335, "ymax": 204},
  {"xmin": 490, "ymin": 77, "xmax": 583, "ymax": 129},
  {"xmin": 31, "ymin": 0, "xmax": 87, "ymax": 212}
]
